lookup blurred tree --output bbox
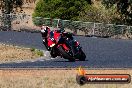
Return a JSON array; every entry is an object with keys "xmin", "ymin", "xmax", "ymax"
[
  {"xmin": 33, "ymin": 0, "xmax": 92, "ymax": 20},
  {"xmin": 102, "ymin": 0, "xmax": 132, "ymax": 25}
]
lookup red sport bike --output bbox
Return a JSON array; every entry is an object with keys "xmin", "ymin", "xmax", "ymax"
[{"xmin": 41, "ymin": 27, "xmax": 86, "ymax": 62}]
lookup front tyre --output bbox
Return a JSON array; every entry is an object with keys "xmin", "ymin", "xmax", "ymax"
[
  {"xmin": 58, "ymin": 46, "xmax": 75, "ymax": 62},
  {"xmin": 78, "ymin": 49, "xmax": 86, "ymax": 61},
  {"xmin": 50, "ymin": 47, "xmax": 57, "ymax": 58}
]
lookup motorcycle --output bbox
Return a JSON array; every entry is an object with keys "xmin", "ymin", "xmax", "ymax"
[{"xmin": 41, "ymin": 28, "xmax": 86, "ymax": 62}]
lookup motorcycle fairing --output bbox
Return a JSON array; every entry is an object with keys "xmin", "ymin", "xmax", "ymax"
[
  {"xmin": 47, "ymin": 38, "xmax": 55, "ymax": 47},
  {"xmin": 57, "ymin": 43, "xmax": 70, "ymax": 51}
]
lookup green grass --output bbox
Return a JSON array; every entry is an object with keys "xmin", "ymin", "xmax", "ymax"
[
  {"xmin": 30, "ymin": 48, "xmax": 44, "ymax": 56},
  {"xmin": 35, "ymin": 50, "xmax": 44, "ymax": 56},
  {"xmin": 30, "ymin": 48, "xmax": 35, "ymax": 52}
]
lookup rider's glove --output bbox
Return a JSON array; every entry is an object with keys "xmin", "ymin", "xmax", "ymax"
[{"xmin": 41, "ymin": 29, "xmax": 45, "ymax": 33}]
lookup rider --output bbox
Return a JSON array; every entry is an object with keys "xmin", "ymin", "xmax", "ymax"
[
  {"xmin": 41, "ymin": 24, "xmax": 65, "ymax": 46},
  {"xmin": 41, "ymin": 24, "xmax": 50, "ymax": 39},
  {"xmin": 41, "ymin": 23, "xmax": 64, "ymax": 38},
  {"xmin": 40, "ymin": 24, "xmax": 56, "ymax": 47}
]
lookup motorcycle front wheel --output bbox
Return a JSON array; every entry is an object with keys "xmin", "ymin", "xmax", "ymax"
[
  {"xmin": 78, "ymin": 49, "xmax": 86, "ymax": 61},
  {"xmin": 58, "ymin": 46, "xmax": 75, "ymax": 62},
  {"xmin": 50, "ymin": 47, "xmax": 58, "ymax": 58}
]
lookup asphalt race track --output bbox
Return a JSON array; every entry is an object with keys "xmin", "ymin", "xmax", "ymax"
[{"xmin": 0, "ymin": 31, "xmax": 132, "ymax": 68}]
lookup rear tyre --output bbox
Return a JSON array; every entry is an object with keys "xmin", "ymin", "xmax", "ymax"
[{"xmin": 58, "ymin": 46, "xmax": 75, "ymax": 62}]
